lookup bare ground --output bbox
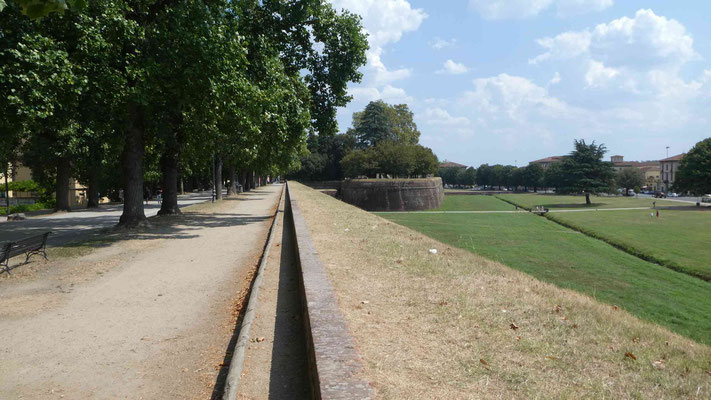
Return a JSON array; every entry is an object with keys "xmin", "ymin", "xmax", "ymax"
[
  {"xmin": 0, "ymin": 185, "xmax": 282, "ymax": 399},
  {"xmin": 289, "ymin": 182, "xmax": 711, "ymax": 399}
]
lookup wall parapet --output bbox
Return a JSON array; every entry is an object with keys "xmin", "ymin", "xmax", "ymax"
[{"xmin": 285, "ymin": 182, "xmax": 374, "ymax": 399}]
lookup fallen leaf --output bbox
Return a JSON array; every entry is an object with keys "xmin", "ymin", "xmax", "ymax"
[
  {"xmin": 624, "ymin": 352, "xmax": 636, "ymax": 360},
  {"xmin": 439, "ymin": 300, "xmax": 448, "ymax": 306},
  {"xmin": 613, "ymin": 305, "xmax": 619, "ymax": 311},
  {"xmin": 256, "ymin": 337, "xmax": 266, "ymax": 343},
  {"xmin": 545, "ymin": 356, "xmax": 558, "ymax": 360},
  {"xmin": 554, "ymin": 305, "xmax": 562, "ymax": 313},
  {"xmin": 706, "ymin": 370, "xmax": 711, "ymax": 376},
  {"xmin": 516, "ymin": 336, "xmax": 521, "ymax": 341},
  {"xmin": 510, "ymin": 323, "xmax": 519, "ymax": 330},
  {"xmin": 572, "ymin": 324, "xmax": 578, "ymax": 329},
  {"xmin": 480, "ymin": 359, "xmax": 489, "ymax": 367},
  {"xmin": 632, "ymin": 337, "xmax": 639, "ymax": 343}
]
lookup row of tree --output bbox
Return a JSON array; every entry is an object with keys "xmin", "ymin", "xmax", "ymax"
[{"xmin": 1, "ymin": 0, "xmax": 368, "ymax": 225}]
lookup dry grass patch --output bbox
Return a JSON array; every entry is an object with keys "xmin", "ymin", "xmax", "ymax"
[{"xmin": 289, "ymin": 182, "xmax": 711, "ymax": 399}]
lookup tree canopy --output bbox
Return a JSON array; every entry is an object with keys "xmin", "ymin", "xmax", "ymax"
[
  {"xmin": 557, "ymin": 140, "xmax": 615, "ymax": 204},
  {"xmin": 0, "ymin": 0, "xmax": 368, "ymax": 223},
  {"xmin": 675, "ymin": 138, "xmax": 711, "ymax": 195}
]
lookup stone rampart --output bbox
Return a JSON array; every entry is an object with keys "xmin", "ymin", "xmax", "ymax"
[{"xmin": 341, "ymin": 178, "xmax": 443, "ymax": 211}]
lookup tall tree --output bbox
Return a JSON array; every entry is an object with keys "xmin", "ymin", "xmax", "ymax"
[
  {"xmin": 675, "ymin": 138, "xmax": 711, "ymax": 195},
  {"xmin": 558, "ymin": 140, "xmax": 615, "ymax": 204},
  {"xmin": 616, "ymin": 168, "xmax": 644, "ymax": 196},
  {"xmin": 350, "ymin": 101, "xmax": 420, "ymax": 148}
]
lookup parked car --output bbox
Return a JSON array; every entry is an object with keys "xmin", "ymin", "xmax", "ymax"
[
  {"xmin": 702, "ymin": 195, "xmax": 711, "ymax": 204},
  {"xmin": 668, "ymin": 192, "xmax": 679, "ymax": 197},
  {"xmin": 653, "ymin": 191, "xmax": 667, "ymax": 198}
]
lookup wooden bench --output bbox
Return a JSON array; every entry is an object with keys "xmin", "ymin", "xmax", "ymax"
[{"xmin": 1, "ymin": 232, "xmax": 51, "ymax": 274}]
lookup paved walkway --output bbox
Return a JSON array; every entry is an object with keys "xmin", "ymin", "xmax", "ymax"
[
  {"xmin": 0, "ymin": 192, "xmax": 213, "ymax": 246},
  {"xmin": 0, "ymin": 185, "xmax": 283, "ymax": 399}
]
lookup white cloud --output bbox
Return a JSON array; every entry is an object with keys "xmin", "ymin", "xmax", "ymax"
[
  {"xmin": 349, "ymin": 85, "xmax": 414, "ymax": 104},
  {"xmin": 469, "ymin": 0, "xmax": 612, "ymax": 20},
  {"xmin": 330, "ymin": 0, "xmax": 425, "ymax": 105},
  {"xmin": 548, "ymin": 72, "xmax": 562, "ymax": 85},
  {"xmin": 422, "ymin": 108, "xmax": 471, "ymax": 126},
  {"xmin": 429, "ymin": 37, "xmax": 457, "ymax": 50},
  {"xmin": 532, "ymin": 9, "xmax": 697, "ymax": 69},
  {"xmin": 463, "ymin": 74, "xmax": 580, "ymax": 121},
  {"xmin": 529, "ymin": 31, "xmax": 591, "ymax": 64},
  {"xmin": 585, "ymin": 60, "xmax": 619, "ymax": 88},
  {"xmin": 436, "ymin": 60, "xmax": 470, "ymax": 75}
]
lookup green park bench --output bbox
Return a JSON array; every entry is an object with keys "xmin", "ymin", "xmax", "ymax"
[{"xmin": 1, "ymin": 232, "xmax": 51, "ymax": 274}]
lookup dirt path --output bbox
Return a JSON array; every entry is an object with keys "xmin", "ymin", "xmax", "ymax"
[{"xmin": 0, "ymin": 185, "xmax": 283, "ymax": 399}]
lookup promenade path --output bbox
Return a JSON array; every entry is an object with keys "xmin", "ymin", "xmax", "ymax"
[
  {"xmin": 0, "ymin": 184, "xmax": 283, "ymax": 399},
  {"xmin": 0, "ymin": 191, "xmax": 214, "ymax": 247}
]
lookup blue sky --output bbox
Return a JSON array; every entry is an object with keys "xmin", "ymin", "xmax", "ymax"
[{"xmin": 330, "ymin": 0, "xmax": 711, "ymax": 166}]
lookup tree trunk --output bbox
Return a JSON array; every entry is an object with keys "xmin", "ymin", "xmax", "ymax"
[
  {"xmin": 240, "ymin": 170, "xmax": 248, "ymax": 192},
  {"xmin": 118, "ymin": 106, "xmax": 148, "ymax": 227},
  {"xmin": 87, "ymin": 166, "xmax": 100, "ymax": 208},
  {"xmin": 227, "ymin": 166, "xmax": 237, "ymax": 195},
  {"xmin": 585, "ymin": 193, "xmax": 591, "ymax": 205},
  {"xmin": 158, "ymin": 138, "xmax": 181, "ymax": 216},
  {"xmin": 245, "ymin": 171, "xmax": 252, "ymax": 191},
  {"xmin": 214, "ymin": 156, "xmax": 223, "ymax": 200},
  {"xmin": 4, "ymin": 165, "xmax": 10, "ymax": 216},
  {"xmin": 55, "ymin": 157, "xmax": 71, "ymax": 211}
]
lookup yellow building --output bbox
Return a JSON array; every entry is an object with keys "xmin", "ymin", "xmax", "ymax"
[{"xmin": 2, "ymin": 162, "xmax": 88, "ymax": 208}]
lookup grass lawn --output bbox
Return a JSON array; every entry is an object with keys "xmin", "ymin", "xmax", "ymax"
[
  {"xmin": 436, "ymin": 195, "xmax": 515, "ymax": 211},
  {"xmin": 382, "ymin": 212, "xmax": 711, "ymax": 345},
  {"xmin": 498, "ymin": 193, "xmax": 684, "ymax": 210},
  {"xmin": 291, "ymin": 183, "xmax": 711, "ymax": 398},
  {"xmin": 547, "ymin": 209, "xmax": 711, "ymax": 281}
]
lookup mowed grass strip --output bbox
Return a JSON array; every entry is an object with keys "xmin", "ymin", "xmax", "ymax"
[
  {"xmin": 383, "ymin": 212, "xmax": 711, "ymax": 345},
  {"xmin": 435, "ymin": 195, "xmax": 515, "ymax": 211},
  {"xmin": 289, "ymin": 182, "xmax": 711, "ymax": 399},
  {"xmin": 498, "ymin": 193, "xmax": 683, "ymax": 210},
  {"xmin": 547, "ymin": 209, "xmax": 711, "ymax": 281}
]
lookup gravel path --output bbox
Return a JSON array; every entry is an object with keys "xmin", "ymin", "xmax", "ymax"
[{"xmin": 0, "ymin": 185, "xmax": 282, "ymax": 399}]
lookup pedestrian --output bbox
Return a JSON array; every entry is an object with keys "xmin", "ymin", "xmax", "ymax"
[
  {"xmin": 157, "ymin": 189, "xmax": 162, "ymax": 205},
  {"xmin": 652, "ymin": 201, "xmax": 656, "ymax": 209},
  {"xmin": 656, "ymin": 210, "xmax": 659, "ymax": 218}
]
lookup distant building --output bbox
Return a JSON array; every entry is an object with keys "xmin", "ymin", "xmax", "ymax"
[
  {"xmin": 439, "ymin": 161, "xmax": 468, "ymax": 169},
  {"xmin": 659, "ymin": 153, "xmax": 685, "ymax": 192},
  {"xmin": 1, "ymin": 162, "xmax": 89, "ymax": 207},
  {"xmin": 529, "ymin": 156, "xmax": 564, "ymax": 170},
  {"xmin": 640, "ymin": 166, "xmax": 661, "ymax": 191}
]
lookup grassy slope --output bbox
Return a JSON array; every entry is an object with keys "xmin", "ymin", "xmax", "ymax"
[
  {"xmin": 290, "ymin": 182, "xmax": 711, "ymax": 399},
  {"xmin": 498, "ymin": 194, "xmax": 683, "ymax": 210},
  {"xmin": 547, "ymin": 209, "xmax": 711, "ymax": 280},
  {"xmin": 435, "ymin": 195, "xmax": 515, "ymax": 211},
  {"xmin": 383, "ymin": 212, "xmax": 711, "ymax": 345}
]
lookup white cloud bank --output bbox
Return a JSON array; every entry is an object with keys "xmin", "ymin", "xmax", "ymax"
[
  {"xmin": 429, "ymin": 37, "xmax": 457, "ymax": 50},
  {"xmin": 437, "ymin": 60, "xmax": 470, "ymax": 75},
  {"xmin": 469, "ymin": 0, "xmax": 612, "ymax": 20}
]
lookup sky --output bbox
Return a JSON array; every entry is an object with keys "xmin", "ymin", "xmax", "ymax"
[{"xmin": 328, "ymin": 0, "xmax": 711, "ymax": 167}]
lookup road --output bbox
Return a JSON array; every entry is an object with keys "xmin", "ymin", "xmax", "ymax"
[{"xmin": 0, "ymin": 191, "xmax": 214, "ymax": 246}]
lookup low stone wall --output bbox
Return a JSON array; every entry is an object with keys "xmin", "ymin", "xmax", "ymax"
[
  {"xmin": 285, "ymin": 183, "xmax": 374, "ymax": 399},
  {"xmin": 341, "ymin": 178, "xmax": 444, "ymax": 211}
]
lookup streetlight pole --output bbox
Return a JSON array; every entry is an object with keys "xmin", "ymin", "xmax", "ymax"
[{"xmin": 666, "ymin": 146, "xmax": 669, "ymax": 158}]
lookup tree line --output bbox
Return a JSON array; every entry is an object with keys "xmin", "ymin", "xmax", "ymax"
[
  {"xmin": 1, "ymin": 0, "xmax": 368, "ymax": 225},
  {"xmin": 289, "ymin": 100, "xmax": 439, "ymax": 181}
]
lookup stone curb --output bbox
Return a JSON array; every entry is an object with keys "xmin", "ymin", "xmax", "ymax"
[
  {"xmin": 285, "ymin": 182, "xmax": 375, "ymax": 399},
  {"xmin": 222, "ymin": 184, "xmax": 284, "ymax": 400}
]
